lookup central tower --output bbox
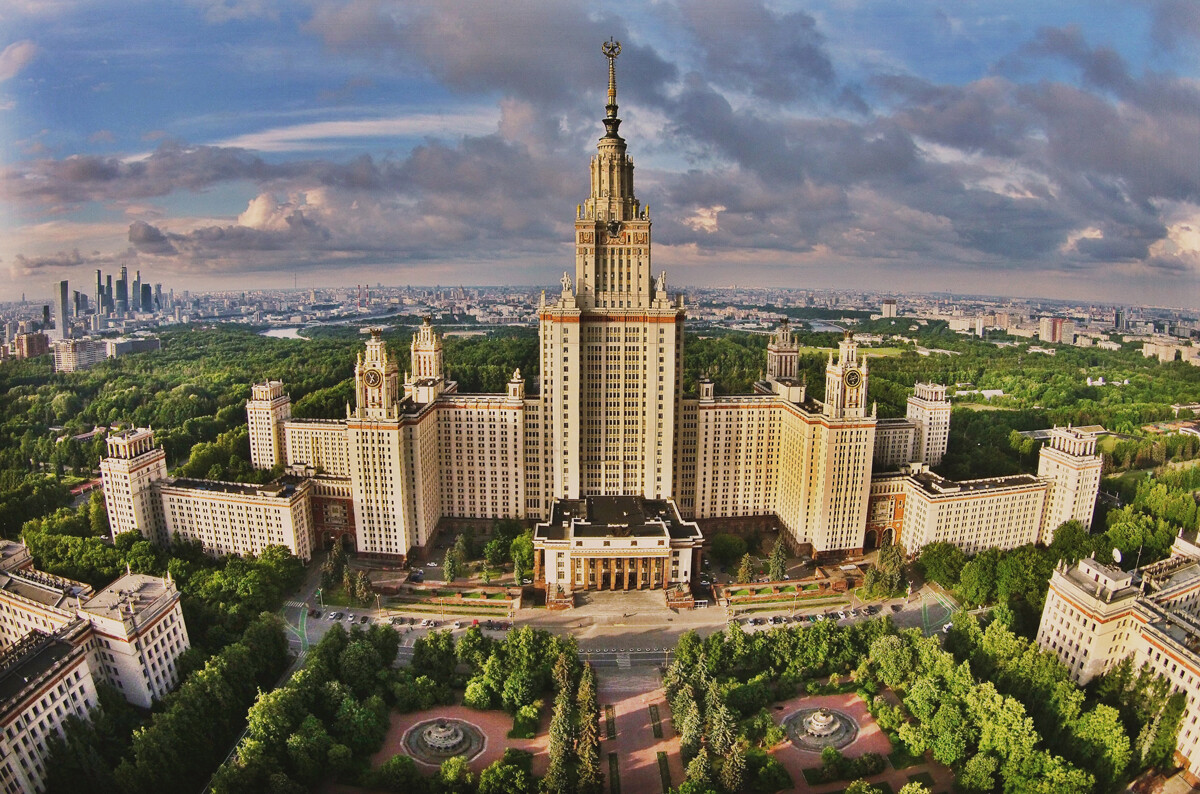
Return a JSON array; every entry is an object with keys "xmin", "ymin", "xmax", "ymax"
[{"xmin": 537, "ymin": 39, "xmax": 685, "ymax": 509}]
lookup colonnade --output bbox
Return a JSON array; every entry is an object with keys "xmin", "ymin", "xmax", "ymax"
[{"xmin": 571, "ymin": 555, "xmax": 667, "ymax": 590}]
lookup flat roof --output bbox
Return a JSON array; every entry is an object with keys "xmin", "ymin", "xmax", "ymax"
[
  {"xmin": 82, "ymin": 573, "xmax": 174, "ymax": 620},
  {"xmin": 0, "ymin": 632, "xmax": 78, "ymax": 708},
  {"xmin": 536, "ymin": 496, "xmax": 702, "ymax": 542},
  {"xmin": 0, "ymin": 568, "xmax": 90, "ymax": 609},
  {"xmin": 910, "ymin": 470, "xmax": 1043, "ymax": 496},
  {"xmin": 163, "ymin": 476, "xmax": 305, "ymax": 498}
]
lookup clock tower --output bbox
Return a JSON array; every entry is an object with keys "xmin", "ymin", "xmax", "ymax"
[
  {"xmin": 824, "ymin": 333, "xmax": 869, "ymax": 419},
  {"xmin": 354, "ymin": 329, "xmax": 401, "ymax": 419}
]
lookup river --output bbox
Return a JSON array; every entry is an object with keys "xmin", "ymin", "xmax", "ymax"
[{"xmin": 260, "ymin": 327, "xmax": 306, "ymax": 340}]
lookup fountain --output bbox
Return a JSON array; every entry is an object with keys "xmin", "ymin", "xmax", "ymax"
[
  {"xmin": 422, "ymin": 720, "xmax": 466, "ymax": 751},
  {"xmin": 402, "ymin": 717, "xmax": 485, "ymax": 765},
  {"xmin": 784, "ymin": 706, "xmax": 858, "ymax": 750},
  {"xmin": 803, "ymin": 708, "xmax": 841, "ymax": 738}
]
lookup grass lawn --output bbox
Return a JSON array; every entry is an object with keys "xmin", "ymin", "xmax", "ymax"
[
  {"xmin": 649, "ymin": 704, "xmax": 663, "ymax": 739},
  {"xmin": 737, "ymin": 596, "xmax": 849, "ymax": 613},
  {"xmin": 907, "ymin": 771, "xmax": 937, "ymax": 789},
  {"xmin": 888, "ymin": 742, "xmax": 925, "ymax": 771},
  {"xmin": 656, "ymin": 752, "xmax": 671, "ymax": 793},
  {"xmin": 839, "ymin": 783, "xmax": 893, "ymax": 794}
]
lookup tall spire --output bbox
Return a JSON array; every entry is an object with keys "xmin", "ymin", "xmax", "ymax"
[{"xmin": 601, "ymin": 37, "xmax": 622, "ymax": 140}]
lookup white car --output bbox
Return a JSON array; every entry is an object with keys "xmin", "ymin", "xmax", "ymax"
[
  {"xmin": 943, "ymin": 622, "xmax": 953, "ymax": 633},
  {"xmin": 426, "ymin": 561, "xmax": 438, "ymax": 567},
  {"xmin": 453, "ymin": 621, "xmax": 462, "ymax": 629},
  {"xmin": 346, "ymin": 614, "xmax": 355, "ymax": 622}
]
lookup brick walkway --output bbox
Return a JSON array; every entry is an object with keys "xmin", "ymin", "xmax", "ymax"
[{"xmin": 598, "ymin": 670, "xmax": 684, "ymax": 794}]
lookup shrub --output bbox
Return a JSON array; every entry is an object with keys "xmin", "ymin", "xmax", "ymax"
[
  {"xmin": 745, "ymin": 747, "xmax": 793, "ymax": 793},
  {"xmin": 740, "ymin": 709, "xmax": 787, "ymax": 749},
  {"xmin": 510, "ymin": 704, "xmax": 540, "ymax": 739}
]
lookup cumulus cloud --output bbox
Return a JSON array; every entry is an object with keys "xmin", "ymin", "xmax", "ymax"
[
  {"xmin": 5, "ymin": 3, "xmax": 1200, "ymax": 301},
  {"xmin": 0, "ymin": 40, "xmax": 37, "ymax": 81}
]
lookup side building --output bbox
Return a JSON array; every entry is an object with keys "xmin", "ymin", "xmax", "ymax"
[
  {"xmin": 1036, "ymin": 535, "xmax": 1200, "ymax": 784},
  {"xmin": 864, "ymin": 426, "xmax": 1101, "ymax": 555},
  {"xmin": 0, "ymin": 541, "xmax": 191, "ymax": 792}
]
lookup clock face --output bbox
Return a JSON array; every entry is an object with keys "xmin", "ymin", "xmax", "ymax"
[
  {"xmin": 844, "ymin": 369, "xmax": 862, "ymax": 388},
  {"xmin": 364, "ymin": 369, "xmax": 382, "ymax": 388}
]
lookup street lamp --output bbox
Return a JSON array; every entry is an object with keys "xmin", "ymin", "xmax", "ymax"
[{"xmin": 316, "ymin": 587, "xmax": 323, "ymax": 608}]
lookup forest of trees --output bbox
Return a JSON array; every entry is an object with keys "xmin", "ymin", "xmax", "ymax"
[{"xmin": 662, "ymin": 612, "xmax": 1182, "ymax": 794}]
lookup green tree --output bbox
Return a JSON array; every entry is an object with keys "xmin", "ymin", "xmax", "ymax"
[
  {"xmin": 284, "ymin": 716, "xmax": 333, "ymax": 787},
  {"xmin": 576, "ymin": 663, "xmax": 602, "ymax": 794},
  {"xmin": 444, "ymin": 548, "xmax": 460, "ymax": 582},
  {"xmin": 369, "ymin": 754, "xmax": 425, "ymax": 792},
  {"xmin": 545, "ymin": 682, "xmax": 576, "ymax": 794},
  {"xmin": 685, "ymin": 747, "xmax": 712, "ymax": 787},
  {"xmin": 957, "ymin": 548, "xmax": 1000, "ymax": 606},
  {"xmin": 957, "ymin": 753, "xmax": 998, "ymax": 793},
  {"xmin": 511, "ymin": 530, "xmax": 534, "ymax": 583},
  {"xmin": 479, "ymin": 759, "xmax": 534, "ymax": 794},
  {"xmin": 916, "ymin": 542, "xmax": 966, "ymax": 587},
  {"xmin": 767, "ymin": 539, "xmax": 787, "ymax": 582},
  {"xmin": 412, "ymin": 630, "xmax": 457, "ymax": 686},
  {"xmin": 338, "ymin": 638, "xmax": 384, "ymax": 698},
  {"xmin": 718, "ymin": 741, "xmax": 746, "ymax": 793},
  {"xmin": 438, "ymin": 755, "xmax": 474, "ymax": 794},
  {"xmin": 736, "ymin": 553, "xmax": 755, "ymax": 584},
  {"xmin": 709, "ymin": 534, "xmax": 747, "ymax": 568},
  {"xmin": 484, "ymin": 537, "xmax": 509, "ymax": 568}
]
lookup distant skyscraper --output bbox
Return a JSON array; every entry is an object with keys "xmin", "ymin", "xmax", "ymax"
[
  {"xmin": 881, "ymin": 299, "xmax": 898, "ymax": 318},
  {"xmin": 132, "ymin": 270, "xmax": 141, "ymax": 312},
  {"xmin": 141, "ymin": 284, "xmax": 152, "ymax": 312},
  {"xmin": 56, "ymin": 280, "xmax": 70, "ymax": 339},
  {"xmin": 155, "ymin": 284, "xmax": 163, "ymax": 311},
  {"xmin": 105, "ymin": 275, "xmax": 114, "ymax": 314},
  {"xmin": 95, "ymin": 269, "xmax": 103, "ymax": 315},
  {"xmin": 116, "ymin": 266, "xmax": 128, "ymax": 315}
]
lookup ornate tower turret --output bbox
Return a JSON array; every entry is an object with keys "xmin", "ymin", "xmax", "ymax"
[
  {"xmin": 766, "ymin": 319, "xmax": 800, "ymax": 381},
  {"xmin": 354, "ymin": 329, "xmax": 401, "ymax": 418},
  {"xmin": 824, "ymin": 333, "xmax": 869, "ymax": 419},
  {"xmin": 573, "ymin": 38, "xmax": 657, "ymax": 310}
]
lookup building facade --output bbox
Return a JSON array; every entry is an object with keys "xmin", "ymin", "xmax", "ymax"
[
  {"xmin": 101, "ymin": 43, "xmax": 1103, "ymax": 582},
  {"xmin": 1036, "ymin": 536, "xmax": 1200, "ymax": 783},
  {"xmin": 0, "ymin": 541, "xmax": 190, "ymax": 793}
]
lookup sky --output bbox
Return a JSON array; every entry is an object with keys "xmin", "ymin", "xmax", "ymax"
[{"xmin": 2, "ymin": 0, "xmax": 1200, "ymax": 308}]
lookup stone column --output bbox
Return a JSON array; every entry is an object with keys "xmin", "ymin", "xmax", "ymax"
[
  {"xmin": 534, "ymin": 549, "xmax": 542, "ymax": 583},
  {"xmin": 649, "ymin": 558, "xmax": 657, "ymax": 590},
  {"xmin": 623, "ymin": 558, "xmax": 631, "ymax": 590},
  {"xmin": 637, "ymin": 557, "xmax": 645, "ymax": 589}
]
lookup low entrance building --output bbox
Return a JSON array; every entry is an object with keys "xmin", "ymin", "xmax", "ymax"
[{"xmin": 533, "ymin": 496, "xmax": 703, "ymax": 592}]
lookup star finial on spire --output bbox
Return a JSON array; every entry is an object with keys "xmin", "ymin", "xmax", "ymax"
[{"xmin": 601, "ymin": 37, "xmax": 623, "ymax": 139}]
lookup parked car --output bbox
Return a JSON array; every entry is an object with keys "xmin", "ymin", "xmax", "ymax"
[
  {"xmin": 890, "ymin": 604, "xmax": 903, "ymax": 613},
  {"xmin": 327, "ymin": 612, "xmax": 340, "ymax": 621},
  {"xmin": 943, "ymin": 622, "xmax": 953, "ymax": 634},
  {"xmin": 420, "ymin": 618, "xmax": 430, "ymax": 627},
  {"xmin": 426, "ymin": 561, "xmax": 438, "ymax": 567},
  {"xmin": 390, "ymin": 617, "xmax": 403, "ymax": 626},
  {"xmin": 346, "ymin": 614, "xmax": 355, "ymax": 622},
  {"xmin": 360, "ymin": 615, "xmax": 369, "ymax": 624},
  {"xmin": 453, "ymin": 621, "xmax": 462, "ymax": 629}
]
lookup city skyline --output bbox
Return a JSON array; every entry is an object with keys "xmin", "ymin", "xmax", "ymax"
[{"xmin": 3, "ymin": 1, "xmax": 1200, "ymax": 308}]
